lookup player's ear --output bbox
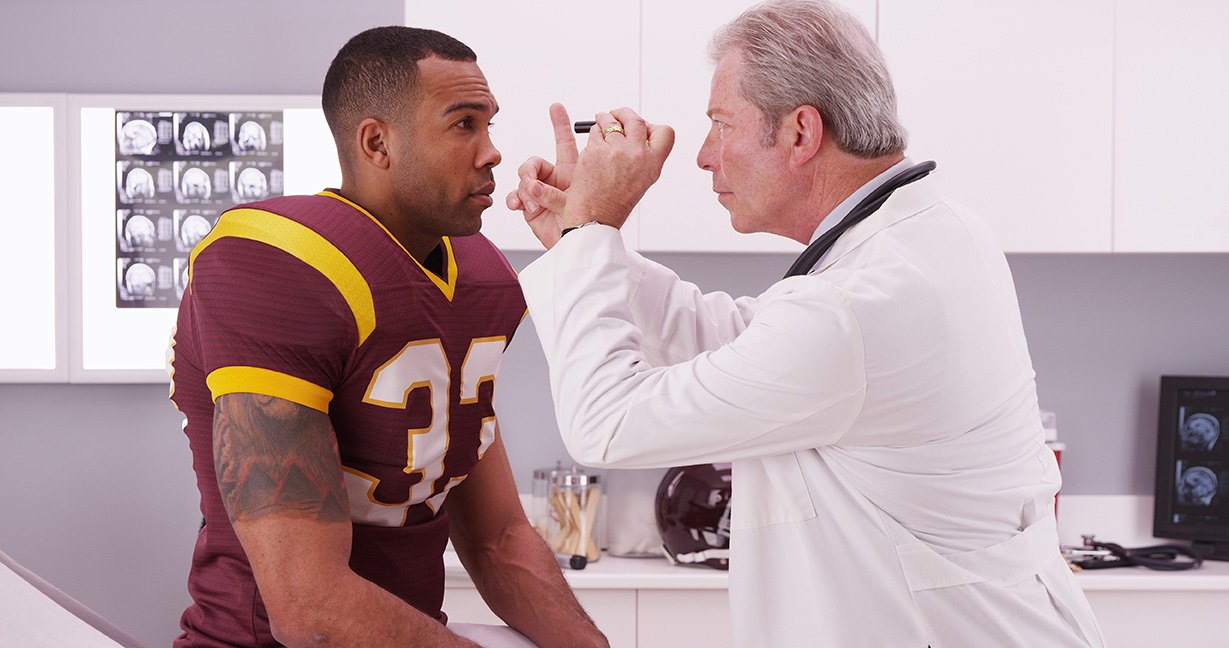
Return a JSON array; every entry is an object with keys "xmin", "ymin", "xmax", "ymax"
[{"xmin": 356, "ymin": 118, "xmax": 391, "ymax": 170}]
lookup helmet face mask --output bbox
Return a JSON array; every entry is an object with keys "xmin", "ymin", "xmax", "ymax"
[{"xmin": 655, "ymin": 463, "xmax": 732, "ymax": 570}]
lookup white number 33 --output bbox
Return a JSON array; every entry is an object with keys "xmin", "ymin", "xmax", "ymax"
[{"xmin": 343, "ymin": 336, "xmax": 506, "ymax": 525}]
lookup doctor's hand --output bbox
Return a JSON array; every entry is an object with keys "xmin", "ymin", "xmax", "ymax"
[
  {"xmin": 562, "ymin": 107, "xmax": 674, "ymax": 234},
  {"xmin": 506, "ymin": 102, "xmax": 576, "ymax": 249}
]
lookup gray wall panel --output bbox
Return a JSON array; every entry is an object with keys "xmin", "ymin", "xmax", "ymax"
[{"xmin": 0, "ymin": 0, "xmax": 403, "ymax": 94}]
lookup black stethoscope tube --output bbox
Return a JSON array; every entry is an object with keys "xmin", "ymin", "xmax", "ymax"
[{"xmin": 784, "ymin": 160, "xmax": 937, "ymax": 278}]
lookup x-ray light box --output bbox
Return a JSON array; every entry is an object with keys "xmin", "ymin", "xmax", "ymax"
[
  {"xmin": 0, "ymin": 95, "xmax": 67, "ymax": 381},
  {"xmin": 71, "ymin": 94, "xmax": 339, "ymax": 382}
]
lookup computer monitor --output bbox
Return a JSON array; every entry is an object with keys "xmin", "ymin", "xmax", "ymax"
[{"xmin": 1153, "ymin": 375, "xmax": 1229, "ymax": 560}]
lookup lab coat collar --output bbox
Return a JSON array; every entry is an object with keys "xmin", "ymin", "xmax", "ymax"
[
  {"xmin": 806, "ymin": 157, "xmax": 917, "ymax": 247},
  {"xmin": 812, "ymin": 169, "xmax": 946, "ymax": 275}
]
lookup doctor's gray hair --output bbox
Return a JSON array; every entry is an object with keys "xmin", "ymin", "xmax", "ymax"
[{"xmin": 708, "ymin": 0, "xmax": 907, "ymax": 157}]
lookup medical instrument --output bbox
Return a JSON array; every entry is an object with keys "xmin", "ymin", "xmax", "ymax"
[{"xmin": 1062, "ymin": 535, "xmax": 1203, "ymax": 571}]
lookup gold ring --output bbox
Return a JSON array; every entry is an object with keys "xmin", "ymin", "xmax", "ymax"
[{"xmin": 602, "ymin": 123, "xmax": 625, "ymax": 137}]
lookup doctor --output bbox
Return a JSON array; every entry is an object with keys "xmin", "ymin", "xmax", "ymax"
[{"xmin": 507, "ymin": 1, "xmax": 1106, "ymax": 646}]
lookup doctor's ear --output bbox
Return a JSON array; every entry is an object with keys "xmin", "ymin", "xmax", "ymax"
[
  {"xmin": 356, "ymin": 118, "xmax": 391, "ymax": 169},
  {"xmin": 785, "ymin": 105, "xmax": 824, "ymax": 166}
]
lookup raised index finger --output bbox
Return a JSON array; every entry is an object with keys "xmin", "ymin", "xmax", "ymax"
[{"xmin": 548, "ymin": 102, "xmax": 578, "ymax": 167}]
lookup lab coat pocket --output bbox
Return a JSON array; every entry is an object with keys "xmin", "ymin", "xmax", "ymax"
[
  {"xmin": 730, "ymin": 453, "xmax": 817, "ymax": 530},
  {"xmin": 888, "ymin": 513, "xmax": 1059, "ymax": 592}
]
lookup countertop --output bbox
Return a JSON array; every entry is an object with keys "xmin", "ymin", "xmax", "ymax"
[
  {"xmin": 445, "ymin": 552, "xmax": 729, "ymax": 590},
  {"xmin": 1071, "ymin": 559, "xmax": 1229, "ymax": 591},
  {"xmin": 445, "ymin": 550, "xmax": 1229, "ymax": 592}
]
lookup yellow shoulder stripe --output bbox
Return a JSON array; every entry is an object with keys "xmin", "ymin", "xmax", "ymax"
[
  {"xmin": 319, "ymin": 191, "xmax": 458, "ymax": 302},
  {"xmin": 190, "ymin": 207, "xmax": 376, "ymax": 345},
  {"xmin": 207, "ymin": 366, "xmax": 333, "ymax": 413}
]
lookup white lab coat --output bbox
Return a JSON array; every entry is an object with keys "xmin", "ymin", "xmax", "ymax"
[{"xmin": 518, "ymin": 173, "xmax": 1105, "ymax": 647}]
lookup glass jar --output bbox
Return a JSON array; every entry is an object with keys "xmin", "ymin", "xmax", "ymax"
[{"xmin": 532, "ymin": 463, "xmax": 604, "ymax": 569}]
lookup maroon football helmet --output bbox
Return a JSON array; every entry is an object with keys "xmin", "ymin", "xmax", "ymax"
[{"xmin": 655, "ymin": 463, "xmax": 732, "ymax": 570}]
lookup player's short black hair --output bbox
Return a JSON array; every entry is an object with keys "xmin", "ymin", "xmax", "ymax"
[{"xmin": 321, "ymin": 26, "xmax": 477, "ymax": 166}]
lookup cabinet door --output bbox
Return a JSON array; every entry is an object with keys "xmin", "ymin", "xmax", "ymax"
[
  {"xmin": 637, "ymin": 589, "xmax": 732, "ymax": 648},
  {"xmin": 1084, "ymin": 590, "xmax": 1229, "ymax": 648},
  {"xmin": 442, "ymin": 586, "xmax": 637, "ymax": 648},
  {"xmin": 880, "ymin": 0, "xmax": 1114, "ymax": 252},
  {"xmin": 637, "ymin": 0, "xmax": 873, "ymax": 253},
  {"xmin": 407, "ymin": 1, "xmax": 641, "ymax": 252},
  {"xmin": 1113, "ymin": 0, "xmax": 1229, "ymax": 251}
]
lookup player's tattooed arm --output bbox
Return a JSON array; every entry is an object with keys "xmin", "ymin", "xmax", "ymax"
[
  {"xmin": 211, "ymin": 394, "xmax": 473, "ymax": 646},
  {"xmin": 213, "ymin": 393, "xmax": 349, "ymax": 524}
]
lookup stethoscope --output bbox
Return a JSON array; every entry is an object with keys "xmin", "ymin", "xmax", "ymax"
[
  {"xmin": 1064, "ymin": 536, "xmax": 1204, "ymax": 571},
  {"xmin": 783, "ymin": 160, "xmax": 937, "ymax": 278}
]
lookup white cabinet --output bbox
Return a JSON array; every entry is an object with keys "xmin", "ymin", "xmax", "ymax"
[
  {"xmin": 406, "ymin": 0, "xmax": 642, "ymax": 251},
  {"xmin": 636, "ymin": 589, "xmax": 732, "ymax": 648},
  {"xmin": 1084, "ymin": 589, "xmax": 1229, "ymax": 648},
  {"xmin": 443, "ymin": 586, "xmax": 638, "ymax": 648},
  {"xmin": 637, "ymin": 0, "xmax": 872, "ymax": 253},
  {"xmin": 444, "ymin": 544, "xmax": 1229, "ymax": 648},
  {"xmin": 407, "ymin": 0, "xmax": 872, "ymax": 254},
  {"xmin": 409, "ymin": 1, "xmax": 1229, "ymax": 254},
  {"xmin": 634, "ymin": 0, "xmax": 875, "ymax": 253},
  {"xmin": 1112, "ymin": 0, "xmax": 1229, "ymax": 252},
  {"xmin": 637, "ymin": 0, "xmax": 755, "ymax": 253},
  {"xmin": 443, "ymin": 554, "xmax": 731, "ymax": 648},
  {"xmin": 1074, "ymin": 561, "xmax": 1229, "ymax": 648},
  {"xmin": 444, "ymin": 585, "xmax": 734, "ymax": 648},
  {"xmin": 879, "ymin": 0, "xmax": 1115, "ymax": 253}
]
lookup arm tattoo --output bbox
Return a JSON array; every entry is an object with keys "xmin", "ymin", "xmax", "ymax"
[{"xmin": 213, "ymin": 394, "xmax": 350, "ymax": 524}]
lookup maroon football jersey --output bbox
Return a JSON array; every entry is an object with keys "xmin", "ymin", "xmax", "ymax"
[{"xmin": 170, "ymin": 191, "xmax": 526, "ymax": 647}]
